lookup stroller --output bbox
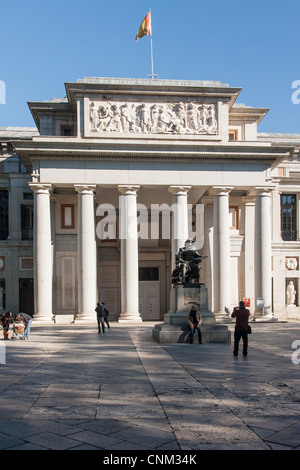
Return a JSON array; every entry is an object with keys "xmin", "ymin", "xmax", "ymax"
[{"xmin": 11, "ymin": 315, "xmax": 25, "ymax": 341}]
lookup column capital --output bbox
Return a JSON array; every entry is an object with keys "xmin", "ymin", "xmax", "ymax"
[
  {"xmin": 242, "ymin": 196, "xmax": 255, "ymax": 205},
  {"xmin": 168, "ymin": 185, "xmax": 191, "ymax": 196},
  {"xmin": 248, "ymin": 186, "xmax": 274, "ymax": 197},
  {"xmin": 118, "ymin": 185, "xmax": 140, "ymax": 195},
  {"xmin": 74, "ymin": 184, "xmax": 96, "ymax": 195},
  {"xmin": 28, "ymin": 183, "xmax": 53, "ymax": 195},
  {"xmin": 208, "ymin": 186, "xmax": 233, "ymax": 196}
]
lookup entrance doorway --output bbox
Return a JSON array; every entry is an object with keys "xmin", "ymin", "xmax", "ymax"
[
  {"xmin": 19, "ymin": 278, "xmax": 34, "ymax": 315},
  {"xmin": 139, "ymin": 267, "xmax": 160, "ymax": 320}
]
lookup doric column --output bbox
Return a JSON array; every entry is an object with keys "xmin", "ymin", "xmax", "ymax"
[
  {"xmin": 29, "ymin": 183, "xmax": 53, "ymax": 322},
  {"xmin": 75, "ymin": 185, "xmax": 97, "ymax": 321},
  {"xmin": 243, "ymin": 197, "xmax": 255, "ymax": 313},
  {"xmin": 254, "ymin": 187, "xmax": 272, "ymax": 315},
  {"xmin": 168, "ymin": 186, "xmax": 191, "ymax": 269},
  {"xmin": 210, "ymin": 186, "xmax": 233, "ymax": 316},
  {"xmin": 118, "ymin": 185, "xmax": 141, "ymax": 322}
]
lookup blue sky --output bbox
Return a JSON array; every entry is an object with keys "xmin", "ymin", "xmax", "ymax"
[{"xmin": 1, "ymin": 0, "xmax": 300, "ymax": 133}]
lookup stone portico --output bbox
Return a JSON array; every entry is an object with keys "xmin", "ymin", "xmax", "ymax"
[{"xmin": 12, "ymin": 77, "xmax": 292, "ymax": 325}]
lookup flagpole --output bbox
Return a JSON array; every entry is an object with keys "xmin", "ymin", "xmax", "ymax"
[
  {"xmin": 150, "ymin": 35, "xmax": 154, "ymax": 79},
  {"xmin": 150, "ymin": 9, "xmax": 154, "ymax": 79}
]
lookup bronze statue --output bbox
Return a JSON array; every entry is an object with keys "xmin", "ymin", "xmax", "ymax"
[{"xmin": 172, "ymin": 239, "xmax": 206, "ymax": 286}]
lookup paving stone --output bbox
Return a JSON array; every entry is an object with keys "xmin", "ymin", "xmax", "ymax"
[
  {"xmin": 81, "ymin": 418, "xmax": 134, "ymax": 435},
  {"xmin": 112, "ymin": 425, "xmax": 176, "ymax": 448},
  {"xmin": 26, "ymin": 431, "xmax": 81, "ymax": 450},
  {"xmin": 0, "ymin": 432, "xmax": 25, "ymax": 450},
  {"xmin": 67, "ymin": 430, "xmax": 122, "ymax": 449},
  {"xmin": 8, "ymin": 442, "xmax": 48, "ymax": 450},
  {"xmin": 0, "ymin": 420, "xmax": 41, "ymax": 438},
  {"xmin": 24, "ymin": 418, "xmax": 85, "ymax": 436},
  {"xmin": 264, "ymin": 423, "xmax": 300, "ymax": 448}
]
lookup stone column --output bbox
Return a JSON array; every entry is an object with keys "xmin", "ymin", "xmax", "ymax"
[
  {"xmin": 118, "ymin": 185, "xmax": 141, "ymax": 322},
  {"xmin": 75, "ymin": 185, "xmax": 97, "ymax": 321},
  {"xmin": 243, "ymin": 197, "xmax": 255, "ymax": 313},
  {"xmin": 201, "ymin": 196, "xmax": 214, "ymax": 312},
  {"xmin": 29, "ymin": 183, "xmax": 53, "ymax": 322},
  {"xmin": 210, "ymin": 187, "xmax": 233, "ymax": 316},
  {"xmin": 254, "ymin": 188, "xmax": 272, "ymax": 315},
  {"xmin": 168, "ymin": 186, "xmax": 191, "ymax": 270}
]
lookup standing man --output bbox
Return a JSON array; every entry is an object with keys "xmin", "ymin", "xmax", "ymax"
[
  {"xmin": 231, "ymin": 300, "xmax": 250, "ymax": 356},
  {"xmin": 187, "ymin": 305, "xmax": 203, "ymax": 344},
  {"xmin": 95, "ymin": 302, "xmax": 105, "ymax": 334}
]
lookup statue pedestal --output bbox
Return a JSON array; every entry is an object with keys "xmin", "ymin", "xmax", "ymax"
[{"xmin": 152, "ymin": 285, "xmax": 231, "ymax": 344}]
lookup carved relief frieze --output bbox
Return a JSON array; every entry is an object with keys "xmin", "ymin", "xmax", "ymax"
[{"xmin": 89, "ymin": 100, "xmax": 218, "ymax": 136}]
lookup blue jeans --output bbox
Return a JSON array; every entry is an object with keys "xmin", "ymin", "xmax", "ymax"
[
  {"xmin": 24, "ymin": 319, "xmax": 32, "ymax": 339},
  {"xmin": 190, "ymin": 324, "xmax": 202, "ymax": 343}
]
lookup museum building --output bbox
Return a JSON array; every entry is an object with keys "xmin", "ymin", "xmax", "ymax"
[{"xmin": 1, "ymin": 76, "xmax": 300, "ymax": 323}]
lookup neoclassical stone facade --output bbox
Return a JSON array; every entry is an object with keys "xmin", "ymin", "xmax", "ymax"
[{"xmin": 1, "ymin": 77, "xmax": 299, "ymax": 323}]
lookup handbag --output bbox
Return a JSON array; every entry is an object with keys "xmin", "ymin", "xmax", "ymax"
[{"xmin": 247, "ymin": 325, "xmax": 252, "ymax": 334}]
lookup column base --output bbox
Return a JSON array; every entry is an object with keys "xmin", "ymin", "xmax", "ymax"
[
  {"xmin": 33, "ymin": 314, "xmax": 54, "ymax": 323},
  {"xmin": 118, "ymin": 313, "xmax": 142, "ymax": 323},
  {"xmin": 254, "ymin": 312, "xmax": 278, "ymax": 322},
  {"xmin": 214, "ymin": 312, "xmax": 233, "ymax": 323},
  {"xmin": 75, "ymin": 313, "xmax": 97, "ymax": 323}
]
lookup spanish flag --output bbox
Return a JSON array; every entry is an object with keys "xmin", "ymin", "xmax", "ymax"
[{"xmin": 135, "ymin": 11, "xmax": 152, "ymax": 41}]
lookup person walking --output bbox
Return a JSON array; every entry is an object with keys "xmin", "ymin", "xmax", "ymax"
[
  {"xmin": 187, "ymin": 305, "xmax": 203, "ymax": 344},
  {"xmin": 95, "ymin": 302, "xmax": 105, "ymax": 334},
  {"xmin": 103, "ymin": 303, "xmax": 110, "ymax": 330},
  {"xmin": 1, "ymin": 311, "xmax": 13, "ymax": 340},
  {"xmin": 231, "ymin": 300, "xmax": 250, "ymax": 356}
]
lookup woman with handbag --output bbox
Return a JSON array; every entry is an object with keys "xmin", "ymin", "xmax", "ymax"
[{"xmin": 231, "ymin": 301, "xmax": 250, "ymax": 356}]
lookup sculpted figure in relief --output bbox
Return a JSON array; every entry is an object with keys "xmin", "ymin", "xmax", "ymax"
[
  {"xmin": 90, "ymin": 101, "xmax": 98, "ymax": 130},
  {"xmin": 121, "ymin": 103, "xmax": 135, "ymax": 132},
  {"xmin": 89, "ymin": 100, "xmax": 218, "ymax": 135}
]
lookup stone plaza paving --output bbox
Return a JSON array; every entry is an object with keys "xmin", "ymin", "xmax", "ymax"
[{"xmin": 0, "ymin": 319, "xmax": 300, "ymax": 451}]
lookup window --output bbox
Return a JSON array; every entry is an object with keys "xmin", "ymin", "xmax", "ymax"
[
  {"xmin": 61, "ymin": 126, "xmax": 74, "ymax": 136},
  {"xmin": 19, "ymin": 257, "xmax": 34, "ymax": 270},
  {"xmin": 229, "ymin": 206, "xmax": 239, "ymax": 229},
  {"xmin": 23, "ymin": 192, "xmax": 33, "ymax": 200},
  {"xmin": 139, "ymin": 267, "xmax": 159, "ymax": 281},
  {"xmin": 0, "ymin": 190, "xmax": 8, "ymax": 240},
  {"xmin": 281, "ymin": 194, "xmax": 297, "ymax": 241},
  {"xmin": 61, "ymin": 204, "xmax": 75, "ymax": 229},
  {"xmin": 229, "ymin": 130, "xmax": 238, "ymax": 141},
  {"xmin": 21, "ymin": 205, "xmax": 34, "ymax": 240}
]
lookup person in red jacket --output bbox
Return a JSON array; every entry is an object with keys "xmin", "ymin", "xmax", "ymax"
[{"xmin": 231, "ymin": 300, "xmax": 250, "ymax": 356}]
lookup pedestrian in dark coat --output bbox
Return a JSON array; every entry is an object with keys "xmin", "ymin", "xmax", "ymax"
[
  {"xmin": 231, "ymin": 300, "xmax": 250, "ymax": 356},
  {"xmin": 95, "ymin": 302, "xmax": 105, "ymax": 334}
]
